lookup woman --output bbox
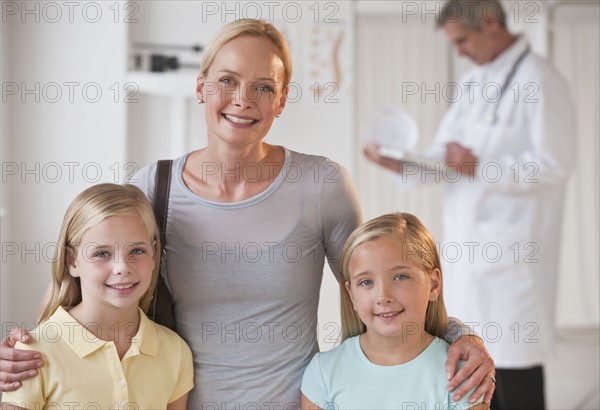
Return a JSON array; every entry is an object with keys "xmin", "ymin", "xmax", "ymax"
[{"xmin": 1, "ymin": 19, "xmax": 495, "ymax": 408}]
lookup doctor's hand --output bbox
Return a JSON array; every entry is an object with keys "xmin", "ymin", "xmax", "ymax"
[
  {"xmin": 0, "ymin": 328, "xmax": 43, "ymax": 392},
  {"xmin": 363, "ymin": 143, "xmax": 403, "ymax": 173},
  {"xmin": 446, "ymin": 335, "xmax": 495, "ymax": 405},
  {"xmin": 445, "ymin": 142, "xmax": 478, "ymax": 177}
]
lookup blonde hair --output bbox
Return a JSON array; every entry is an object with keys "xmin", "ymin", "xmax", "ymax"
[
  {"xmin": 339, "ymin": 213, "xmax": 448, "ymax": 342},
  {"xmin": 37, "ymin": 184, "xmax": 160, "ymax": 323},
  {"xmin": 200, "ymin": 18, "xmax": 293, "ymax": 89}
]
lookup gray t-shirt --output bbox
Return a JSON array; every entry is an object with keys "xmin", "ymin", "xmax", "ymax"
[{"xmin": 133, "ymin": 148, "xmax": 362, "ymax": 408}]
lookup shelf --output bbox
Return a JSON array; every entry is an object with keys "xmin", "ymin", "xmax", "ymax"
[{"xmin": 126, "ymin": 70, "xmax": 198, "ymax": 98}]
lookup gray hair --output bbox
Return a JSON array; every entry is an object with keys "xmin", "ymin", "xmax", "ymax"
[{"xmin": 437, "ymin": 0, "xmax": 507, "ymax": 29}]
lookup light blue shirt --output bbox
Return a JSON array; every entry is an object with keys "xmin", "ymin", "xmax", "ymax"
[{"xmin": 301, "ymin": 336, "xmax": 481, "ymax": 410}]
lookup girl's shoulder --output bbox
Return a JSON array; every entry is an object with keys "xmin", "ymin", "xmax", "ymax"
[
  {"xmin": 140, "ymin": 311, "xmax": 192, "ymax": 355},
  {"xmin": 13, "ymin": 307, "xmax": 81, "ymax": 357},
  {"xmin": 310, "ymin": 336, "xmax": 359, "ymax": 369}
]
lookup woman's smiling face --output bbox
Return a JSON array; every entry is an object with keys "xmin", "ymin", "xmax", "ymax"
[{"xmin": 197, "ymin": 35, "xmax": 288, "ymax": 149}]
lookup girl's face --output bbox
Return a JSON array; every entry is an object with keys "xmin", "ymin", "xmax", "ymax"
[
  {"xmin": 68, "ymin": 214, "xmax": 155, "ymax": 314},
  {"xmin": 345, "ymin": 236, "xmax": 441, "ymax": 342},
  {"xmin": 196, "ymin": 35, "xmax": 287, "ymax": 149}
]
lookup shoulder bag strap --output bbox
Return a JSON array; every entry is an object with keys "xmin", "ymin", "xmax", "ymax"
[
  {"xmin": 149, "ymin": 159, "xmax": 175, "ymax": 329},
  {"xmin": 154, "ymin": 159, "xmax": 173, "ymax": 249}
]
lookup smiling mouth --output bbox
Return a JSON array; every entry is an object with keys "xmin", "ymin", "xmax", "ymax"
[
  {"xmin": 107, "ymin": 283, "xmax": 138, "ymax": 290},
  {"xmin": 375, "ymin": 311, "xmax": 402, "ymax": 319},
  {"xmin": 223, "ymin": 114, "xmax": 258, "ymax": 125}
]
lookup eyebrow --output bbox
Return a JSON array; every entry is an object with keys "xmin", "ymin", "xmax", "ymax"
[
  {"xmin": 351, "ymin": 265, "xmax": 411, "ymax": 279},
  {"xmin": 217, "ymin": 69, "xmax": 278, "ymax": 83},
  {"xmin": 88, "ymin": 241, "xmax": 150, "ymax": 249}
]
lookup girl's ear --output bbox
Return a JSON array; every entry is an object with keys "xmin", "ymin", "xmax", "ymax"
[
  {"xmin": 429, "ymin": 268, "xmax": 442, "ymax": 301},
  {"xmin": 153, "ymin": 239, "xmax": 158, "ymax": 258},
  {"xmin": 66, "ymin": 246, "xmax": 79, "ymax": 278},
  {"xmin": 344, "ymin": 281, "xmax": 356, "ymax": 309}
]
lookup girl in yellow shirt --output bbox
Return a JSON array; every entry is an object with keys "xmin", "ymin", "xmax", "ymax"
[{"xmin": 2, "ymin": 184, "xmax": 193, "ymax": 410}]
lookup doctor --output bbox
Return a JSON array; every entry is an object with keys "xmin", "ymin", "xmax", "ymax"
[{"xmin": 364, "ymin": 1, "xmax": 575, "ymax": 409}]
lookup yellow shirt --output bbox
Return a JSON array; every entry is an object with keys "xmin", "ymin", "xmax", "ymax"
[{"xmin": 2, "ymin": 306, "xmax": 194, "ymax": 409}]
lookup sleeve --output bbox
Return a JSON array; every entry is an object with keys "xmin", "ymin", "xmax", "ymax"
[
  {"xmin": 0, "ymin": 342, "xmax": 47, "ymax": 408},
  {"xmin": 480, "ymin": 64, "xmax": 576, "ymax": 194},
  {"xmin": 443, "ymin": 317, "xmax": 481, "ymax": 344},
  {"xmin": 168, "ymin": 335, "xmax": 195, "ymax": 403},
  {"xmin": 394, "ymin": 74, "xmax": 470, "ymax": 190},
  {"xmin": 301, "ymin": 353, "xmax": 331, "ymax": 409},
  {"xmin": 319, "ymin": 160, "xmax": 362, "ymax": 280},
  {"xmin": 130, "ymin": 161, "xmax": 158, "ymax": 203}
]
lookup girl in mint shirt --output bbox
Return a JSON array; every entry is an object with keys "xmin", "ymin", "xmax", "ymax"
[{"xmin": 301, "ymin": 213, "xmax": 487, "ymax": 410}]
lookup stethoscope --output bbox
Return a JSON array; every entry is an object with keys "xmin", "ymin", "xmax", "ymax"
[{"xmin": 466, "ymin": 45, "xmax": 531, "ymax": 126}]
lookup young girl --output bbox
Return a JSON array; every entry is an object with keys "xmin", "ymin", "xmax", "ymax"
[
  {"xmin": 301, "ymin": 213, "xmax": 487, "ymax": 410},
  {"xmin": 1, "ymin": 184, "xmax": 193, "ymax": 410}
]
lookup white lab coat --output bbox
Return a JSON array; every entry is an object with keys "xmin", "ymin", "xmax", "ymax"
[{"xmin": 403, "ymin": 36, "xmax": 575, "ymax": 368}]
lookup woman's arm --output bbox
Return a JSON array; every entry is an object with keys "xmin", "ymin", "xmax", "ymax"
[
  {"xmin": 0, "ymin": 330, "xmax": 44, "ymax": 392},
  {"xmin": 446, "ymin": 336, "xmax": 495, "ymax": 405},
  {"xmin": 1, "ymin": 404, "xmax": 28, "ymax": 410},
  {"xmin": 166, "ymin": 393, "xmax": 188, "ymax": 410},
  {"xmin": 467, "ymin": 402, "xmax": 489, "ymax": 410},
  {"xmin": 300, "ymin": 393, "xmax": 324, "ymax": 410}
]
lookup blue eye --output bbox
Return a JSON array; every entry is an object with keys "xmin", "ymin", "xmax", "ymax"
[
  {"xmin": 131, "ymin": 248, "xmax": 145, "ymax": 256},
  {"xmin": 358, "ymin": 279, "xmax": 373, "ymax": 287},
  {"xmin": 257, "ymin": 84, "xmax": 274, "ymax": 93},
  {"xmin": 93, "ymin": 250, "xmax": 110, "ymax": 259},
  {"xmin": 394, "ymin": 274, "xmax": 409, "ymax": 281}
]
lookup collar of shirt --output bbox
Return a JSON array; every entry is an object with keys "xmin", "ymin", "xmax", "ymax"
[
  {"xmin": 49, "ymin": 305, "xmax": 159, "ymax": 358},
  {"xmin": 480, "ymin": 34, "xmax": 530, "ymax": 82}
]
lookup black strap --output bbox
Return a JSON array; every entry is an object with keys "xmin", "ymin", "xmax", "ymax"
[
  {"xmin": 148, "ymin": 159, "xmax": 176, "ymax": 330},
  {"xmin": 154, "ymin": 159, "xmax": 173, "ymax": 248}
]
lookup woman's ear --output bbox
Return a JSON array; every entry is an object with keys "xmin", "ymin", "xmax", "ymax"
[
  {"xmin": 277, "ymin": 85, "xmax": 288, "ymax": 115},
  {"xmin": 196, "ymin": 73, "xmax": 205, "ymax": 103},
  {"xmin": 429, "ymin": 268, "xmax": 442, "ymax": 301},
  {"xmin": 66, "ymin": 246, "xmax": 79, "ymax": 278}
]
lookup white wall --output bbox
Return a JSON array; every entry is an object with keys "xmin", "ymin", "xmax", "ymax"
[{"xmin": 2, "ymin": 1, "xmax": 128, "ymax": 332}]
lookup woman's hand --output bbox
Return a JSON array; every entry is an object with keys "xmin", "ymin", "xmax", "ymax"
[
  {"xmin": 445, "ymin": 335, "xmax": 495, "ymax": 404},
  {"xmin": 0, "ymin": 328, "xmax": 44, "ymax": 392}
]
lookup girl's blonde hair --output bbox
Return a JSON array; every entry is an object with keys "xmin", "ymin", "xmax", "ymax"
[
  {"xmin": 200, "ymin": 18, "xmax": 293, "ymax": 89},
  {"xmin": 339, "ymin": 213, "xmax": 448, "ymax": 342},
  {"xmin": 37, "ymin": 184, "xmax": 160, "ymax": 323}
]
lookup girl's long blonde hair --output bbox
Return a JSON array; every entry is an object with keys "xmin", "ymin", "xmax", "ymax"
[
  {"xmin": 339, "ymin": 213, "xmax": 448, "ymax": 342},
  {"xmin": 37, "ymin": 184, "xmax": 160, "ymax": 323}
]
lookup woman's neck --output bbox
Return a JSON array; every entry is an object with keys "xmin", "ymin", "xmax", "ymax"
[
  {"xmin": 359, "ymin": 330, "xmax": 435, "ymax": 366},
  {"xmin": 183, "ymin": 142, "xmax": 286, "ymax": 202}
]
